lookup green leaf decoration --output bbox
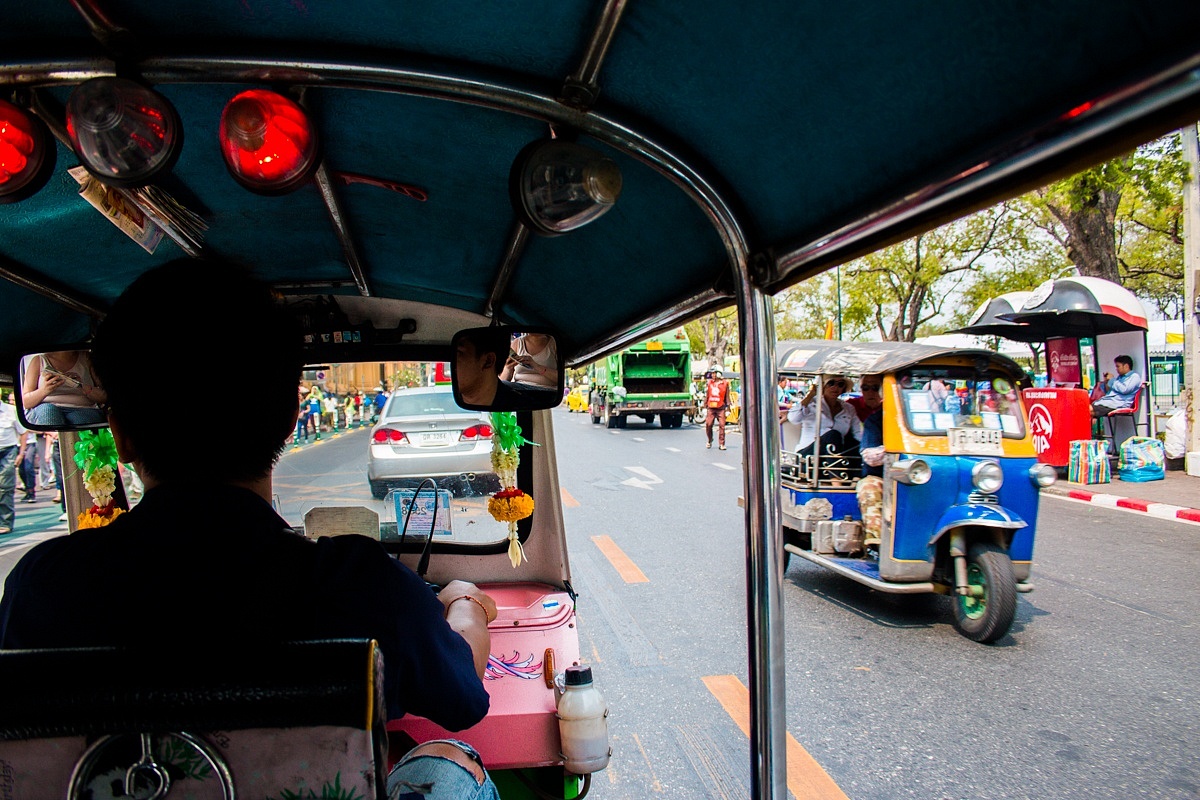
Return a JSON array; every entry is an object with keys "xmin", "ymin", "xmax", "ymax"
[
  {"xmin": 490, "ymin": 411, "xmax": 539, "ymax": 451},
  {"xmin": 270, "ymin": 773, "xmax": 365, "ymax": 799},
  {"xmin": 72, "ymin": 428, "xmax": 119, "ymax": 478}
]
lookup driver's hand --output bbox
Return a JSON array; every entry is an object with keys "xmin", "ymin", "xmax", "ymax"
[{"xmin": 438, "ymin": 580, "xmax": 498, "ymax": 623}]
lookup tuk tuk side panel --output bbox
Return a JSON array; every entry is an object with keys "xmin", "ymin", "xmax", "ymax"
[
  {"xmin": 996, "ymin": 457, "xmax": 1041, "ymax": 574},
  {"xmin": 888, "ymin": 457, "xmax": 957, "ymax": 559},
  {"xmin": 878, "ymin": 470, "xmax": 936, "ymax": 582},
  {"xmin": 781, "ymin": 486, "xmax": 860, "ymax": 527}
]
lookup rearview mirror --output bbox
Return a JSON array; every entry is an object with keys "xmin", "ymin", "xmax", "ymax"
[
  {"xmin": 451, "ymin": 327, "xmax": 564, "ymax": 411},
  {"xmin": 15, "ymin": 349, "xmax": 109, "ymax": 432}
]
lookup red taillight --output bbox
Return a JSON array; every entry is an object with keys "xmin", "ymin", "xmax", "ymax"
[
  {"xmin": 65, "ymin": 77, "xmax": 182, "ymax": 188},
  {"xmin": 219, "ymin": 89, "xmax": 318, "ymax": 194},
  {"xmin": 0, "ymin": 98, "xmax": 55, "ymax": 203},
  {"xmin": 373, "ymin": 428, "xmax": 408, "ymax": 444},
  {"xmin": 461, "ymin": 424, "xmax": 494, "ymax": 441}
]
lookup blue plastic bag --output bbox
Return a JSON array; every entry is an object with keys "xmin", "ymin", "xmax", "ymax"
[{"xmin": 1118, "ymin": 436, "xmax": 1165, "ymax": 483}]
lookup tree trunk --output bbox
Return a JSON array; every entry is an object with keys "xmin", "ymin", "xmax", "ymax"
[{"xmin": 1053, "ymin": 187, "xmax": 1122, "ymax": 283}]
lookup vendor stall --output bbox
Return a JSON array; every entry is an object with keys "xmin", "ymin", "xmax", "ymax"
[{"xmin": 956, "ymin": 277, "xmax": 1151, "ymax": 468}]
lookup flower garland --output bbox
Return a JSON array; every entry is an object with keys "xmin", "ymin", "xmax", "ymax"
[
  {"xmin": 73, "ymin": 429, "xmax": 125, "ymax": 529},
  {"xmin": 487, "ymin": 411, "xmax": 538, "ymax": 567}
]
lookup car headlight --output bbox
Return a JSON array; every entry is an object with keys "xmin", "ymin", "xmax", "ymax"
[
  {"xmin": 890, "ymin": 458, "xmax": 932, "ymax": 485},
  {"xmin": 1028, "ymin": 463, "xmax": 1058, "ymax": 488},
  {"xmin": 971, "ymin": 460, "xmax": 1004, "ymax": 494}
]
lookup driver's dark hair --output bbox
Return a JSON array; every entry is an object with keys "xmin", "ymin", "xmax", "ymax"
[
  {"xmin": 1114, "ymin": 354, "xmax": 1134, "ymax": 369},
  {"xmin": 91, "ymin": 257, "xmax": 304, "ymax": 484},
  {"xmin": 459, "ymin": 327, "xmax": 512, "ymax": 371}
]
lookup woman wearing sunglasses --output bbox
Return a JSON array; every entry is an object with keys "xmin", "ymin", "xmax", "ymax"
[{"xmin": 785, "ymin": 373, "xmax": 862, "ymax": 460}]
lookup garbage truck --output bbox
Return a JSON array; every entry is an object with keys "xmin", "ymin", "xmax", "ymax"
[{"xmin": 587, "ymin": 329, "xmax": 697, "ymax": 428}]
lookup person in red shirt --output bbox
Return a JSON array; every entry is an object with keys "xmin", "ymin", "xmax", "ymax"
[
  {"xmin": 845, "ymin": 374, "xmax": 883, "ymax": 422},
  {"xmin": 704, "ymin": 368, "xmax": 731, "ymax": 450}
]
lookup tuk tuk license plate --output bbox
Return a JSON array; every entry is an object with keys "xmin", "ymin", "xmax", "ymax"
[{"xmin": 948, "ymin": 427, "xmax": 1003, "ymax": 455}]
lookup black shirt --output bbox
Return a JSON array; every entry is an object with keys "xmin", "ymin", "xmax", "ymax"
[{"xmin": 0, "ymin": 484, "xmax": 489, "ymax": 730}]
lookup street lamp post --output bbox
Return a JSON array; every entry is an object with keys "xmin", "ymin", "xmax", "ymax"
[{"xmin": 836, "ymin": 264, "xmax": 843, "ymax": 339}]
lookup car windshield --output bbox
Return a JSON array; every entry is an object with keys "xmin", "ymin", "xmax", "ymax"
[
  {"xmin": 898, "ymin": 367, "xmax": 1026, "ymax": 437},
  {"xmin": 384, "ymin": 391, "xmax": 462, "ymax": 418},
  {"xmin": 271, "ymin": 361, "xmax": 519, "ymax": 546}
]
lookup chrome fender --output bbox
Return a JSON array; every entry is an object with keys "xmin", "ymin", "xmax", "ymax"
[{"xmin": 929, "ymin": 503, "xmax": 1027, "ymax": 546}]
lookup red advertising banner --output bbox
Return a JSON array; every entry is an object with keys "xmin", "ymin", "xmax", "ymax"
[
  {"xmin": 1046, "ymin": 337, "xmax": 1081, "ymax": 385},
  {"xmin": 1021, "ymin": 387, "xmax": 1093, "ymax": 467}
]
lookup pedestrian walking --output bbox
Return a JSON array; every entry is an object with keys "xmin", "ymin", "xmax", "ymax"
[
  {"xmin": 704, "ymin": 368, "xmax": 731, "ymax": 450},
  {"xmin": 0, "ymin": 392, "xmax": 28, "ymax": 534}
]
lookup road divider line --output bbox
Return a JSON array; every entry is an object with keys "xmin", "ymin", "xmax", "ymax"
[
  {"xmin": 560, "ymin": 488, "xmax": 580, "ymax": 508},
  {"xmin": 702, "ymin": 674, "xmax": 850, "ymax": 800},
  {"xmin": 591, "ymin": 535, "xmax": 649, "ymax": 583}
]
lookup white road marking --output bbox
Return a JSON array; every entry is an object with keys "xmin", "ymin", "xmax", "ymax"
[
  {"xmin": 665, "ymin": 447, "xmax": 682, "ymax": 453},
  {"xmin": 631, "ymin": 437, "xmax": 646, "ymax": 442},
  {"xmin": 714, "ymin": 462, "xmax": 737, "ymax": 470},
  {"xmin": 620, "ymin": 466, "xmax": 663, "ymax": 490}
]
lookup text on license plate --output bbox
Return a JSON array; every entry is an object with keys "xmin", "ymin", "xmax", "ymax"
[
  {"xmin": 418, "ymin": 431, "xmax": 451, "ymax": 445},
  {"xmin": 947, "ymin": 427, "xmax": 1003, "ymax": 455}
]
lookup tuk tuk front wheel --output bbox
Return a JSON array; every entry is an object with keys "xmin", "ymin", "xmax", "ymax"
[{"xmin": 951, "ymin": 543, "xmax": 1016, "ymax": 644}]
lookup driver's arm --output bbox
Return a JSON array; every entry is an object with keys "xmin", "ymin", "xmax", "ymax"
[{"xmin": 438, "ymin": 580, "xmax": 496, "ymax": 678}]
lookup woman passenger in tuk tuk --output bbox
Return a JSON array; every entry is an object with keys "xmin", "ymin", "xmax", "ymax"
[
  {"xmin": 0, "ymin": 259, "xmax": 500, "ymax": 799},
  {"xmin": 786, "ymin": 373, "xmax": 863, "ymax": 459}
]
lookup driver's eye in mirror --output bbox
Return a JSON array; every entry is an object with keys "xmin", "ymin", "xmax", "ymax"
[
  {"xmin": 16, "ymin": 349, "xmax": 109, "ymax": 431},
  {"xmin": 451, "ymin": 327, "xmax": 564, "ymax": 411}
]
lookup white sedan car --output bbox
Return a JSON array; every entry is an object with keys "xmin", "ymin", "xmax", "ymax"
[{"xmin": 366, "ymin": 386, "xmax": 500, "ymax": 500}]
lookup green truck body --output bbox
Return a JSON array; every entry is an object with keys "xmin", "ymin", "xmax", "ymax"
[{"xmin": 587, "ymin": 331, "xmax": 697, "ymax": 428}]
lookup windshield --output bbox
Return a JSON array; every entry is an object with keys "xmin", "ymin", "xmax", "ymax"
[
  {"xmin": 898, "ymin": 367, "xmax": 1025, "ymax": 438},
  {"xmin": 269, "ymin": 361, "xmax": 521, "ymax": 546}
]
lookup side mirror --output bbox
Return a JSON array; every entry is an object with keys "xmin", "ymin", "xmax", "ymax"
[
  {"xmin": 15, "ymin": 349, "xmax": 109, "ymax": 432},
  {"xmin": 451, "ymin": 327, "xmax": 564, "ymax": 411}
]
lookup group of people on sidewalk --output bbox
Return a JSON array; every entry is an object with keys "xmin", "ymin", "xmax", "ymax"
[
  {"xmin": 295, "ymin": 384, "xmax": 389, "ymax": 443},
  {"xmin": 0, "ymin": 392, "xmax": 67, "ymax": 535}
]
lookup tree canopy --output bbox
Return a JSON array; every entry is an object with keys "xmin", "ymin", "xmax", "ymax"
[{"xmin": 776, "ymin": 130, "xmax": 1190, "ymax": 340}]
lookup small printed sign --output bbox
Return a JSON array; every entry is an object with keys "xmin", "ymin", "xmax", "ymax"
[
  {"xmin": 393, "ymin": 489, "xmax": 454, "ymax": 537},
  {"xmin": 947, "ymin": 427, "xmax": 1003, "ymax": 456}
]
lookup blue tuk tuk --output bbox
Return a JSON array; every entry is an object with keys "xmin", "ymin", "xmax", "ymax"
[{"xmin": 778, "ymin": 340, "xmax": 1058, "ymax": 643}]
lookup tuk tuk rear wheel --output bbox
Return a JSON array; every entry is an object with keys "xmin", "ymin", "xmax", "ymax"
[{"xmin": 951, "ymin": 543, "xmax": 1016, "ymax": 644}]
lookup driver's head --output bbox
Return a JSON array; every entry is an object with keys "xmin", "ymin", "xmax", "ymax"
[
  {"xmin": 454, "ymin": 328, "xmax": 509, "ymax": 404},
  {"xmin": 92, "ymin": 258, "xmax": 304, "ymax": 485}
]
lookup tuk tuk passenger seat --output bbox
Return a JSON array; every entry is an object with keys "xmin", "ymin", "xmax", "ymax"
[{"xmin": 0, "ymin": 638, "xmax": 388, "ymax": 799}]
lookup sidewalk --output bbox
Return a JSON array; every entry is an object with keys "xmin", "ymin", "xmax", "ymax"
[
  {"xmin": 1, "ymin": 424, "xmax": 362, "ymax": 545},
  {"xmin": 1042, "ymin": 466, "xmax": 1200, "ymax": 524}
]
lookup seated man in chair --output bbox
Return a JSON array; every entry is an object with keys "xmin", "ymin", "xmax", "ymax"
[
  {"xmin": 0, "ymin": 259, "xmax": 499, "ymax": 799},
  {"xmin": 1090, "ymin": 354, "xmax": 1142, "ymax": 418}
]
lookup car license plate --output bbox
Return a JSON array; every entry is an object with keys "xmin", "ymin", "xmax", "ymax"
[
  {"xmin": 418, "ymin": 431, "xmax": 450, "ymax": 445},
  {"xmin": 948, "ymin": 427, "xmax": 1003, "ymax": 455}
]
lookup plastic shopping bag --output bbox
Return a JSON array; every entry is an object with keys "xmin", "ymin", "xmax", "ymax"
[
  {"xmin": 1117, "ymin": 436, "xmax": 1165, "ymax": 483},
  {"xmin": 1068, "ymin": 439, "xmax": 1110, "ymax": 484}
]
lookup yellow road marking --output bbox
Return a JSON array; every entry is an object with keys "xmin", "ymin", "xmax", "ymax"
[
  {"xmin": 590, "ymin": 535, "xmax": 648, "ymax": 583},
  {"xmin": 561, "ymin": 487, "xmax": 580, "ymax": 507},
  {"xmin": 702, "ymin": 675, "xmax": 850, "ymax": 800}
]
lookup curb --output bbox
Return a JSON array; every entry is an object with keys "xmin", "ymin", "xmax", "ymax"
[{"xmin": 1042, "ymin": 484, "xmax": 1200, "ymax": 524}]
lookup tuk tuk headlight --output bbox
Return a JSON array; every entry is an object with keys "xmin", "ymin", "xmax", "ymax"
[
  {"xmin": 890, "ymin": 458, "xmax": 931, "ymax": 485},
  {"xmin": 971, "ymin": 460, "xmax": 1004, "ymax": 494},
  {"xmin": 1028, "ymin": 463, "xmax": 1058, "ymax": 488}
]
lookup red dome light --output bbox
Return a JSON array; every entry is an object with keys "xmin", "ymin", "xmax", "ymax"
[
  {"xmin": 0, "ymin": 98, "xmax": 56, "ymax": 204},
  {"xmin": 219, "ymin": 89, "xmax": 318, "ymax": 195},
  {"xmin": 65, "ymin": 77, "xmax": 182, "ymax": 188}
]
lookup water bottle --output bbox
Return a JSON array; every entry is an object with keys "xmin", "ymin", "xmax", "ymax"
[{"xmin": 556, "ymin": 665, "xmax": 611, "ymax": 774}]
